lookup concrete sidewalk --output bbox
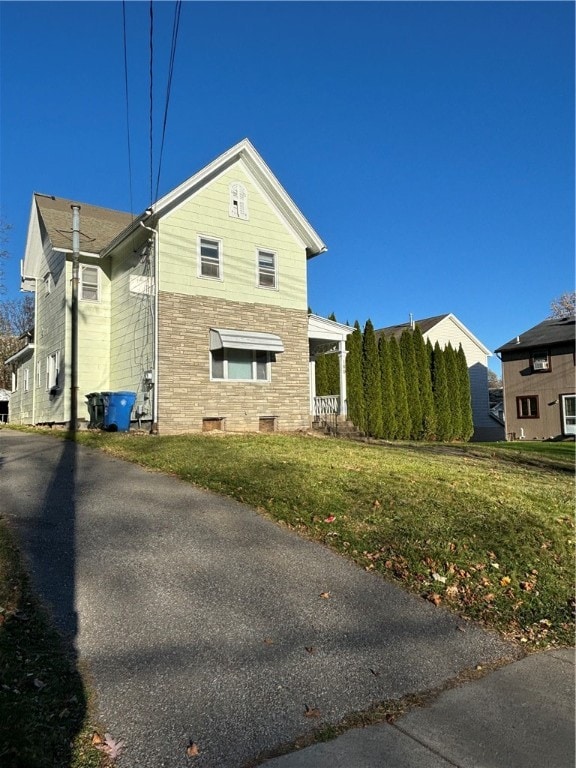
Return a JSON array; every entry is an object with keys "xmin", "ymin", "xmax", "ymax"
[
  {"xmin": 262, "ymin": 648, "xmax": 575, "ymax": 768},
  {"xmin": 1, "ymin": 431, "xmax": 571, "ymax": 768}
]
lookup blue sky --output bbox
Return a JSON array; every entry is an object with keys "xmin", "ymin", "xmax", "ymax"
[{"xmin": 1, "ymin": 1, "xmax": 574, "ymax": 373}]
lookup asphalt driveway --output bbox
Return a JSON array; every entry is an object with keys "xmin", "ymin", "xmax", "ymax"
[{"xmin": 0, "ymin": 431, "xmax": 518, "ymax": 767}]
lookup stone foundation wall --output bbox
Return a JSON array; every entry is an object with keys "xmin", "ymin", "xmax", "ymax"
[{"xmin": 157, "ymin": 292, "xmax": 310, "ymax": 433}]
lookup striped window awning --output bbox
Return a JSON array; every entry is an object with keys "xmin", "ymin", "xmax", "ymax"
[{"xmin": 209, "ymin": 328, "xmax": 284, "ymax": 353}]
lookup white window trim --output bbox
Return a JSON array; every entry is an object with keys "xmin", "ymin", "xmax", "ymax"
[
  {"xmin": 256, "ymin": 247, "xmax": 278, "ymax": 290},
  {"xmin": 80, "ymin": 264, "xmax": 100, "ymax": 302},
  {"xmin": 44, "ymin": 272, "xmax": 53, "ymax": 295},
  {"xmin": 197, "ymin": 235, "xmax": 223, "ymax": 281},
  {"xmin": 37, "ymin": 360, "xmax": 42, "ymax": 388},
  {"xmin": 209, "ymin": 348, "xmax": 271, "ymax": 383},
  {"xmin": 23, "ymin": 368, "xmax": 29, "ymax": 392}
]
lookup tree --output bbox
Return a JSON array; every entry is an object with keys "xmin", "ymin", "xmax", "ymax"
[
  {"xmin": 379, "ymin": 335, "xmax": 397, "ymax": 439},
  {"xmin": 0, "ymin": 295, "xmax": 34, "ymax": 390},
  {"xmin": 0, "ymin": 218, "xmax": 12, "ymax": 294},
  {"xmin": 432, "ymin": 342, "xmax": 451, "ymax": 441},
  {"xmin": 399, "ymin": 329, "xmax": 422, "ymax": 439},
  {"xmin": 413, "ymin": 326, "xmax": 436, "ymax": 440},
  {"xmin": 444, "ymin": 343, "xmax": 461, "ymax": 440},
  {"xmin": 487, "ymin": 368, "xmax": 502, "ymax": 389},
  {"xmin": 457, "ymin": 345, "xmax": 474, "ymax": 441},
  {"xmin": 346, "ymin": 321, "xmax": 365, "ymax": 431},
  {"xmin": 362, "ymin": 319, "xmax": 383, "ymax": 438},
  {"xmin": 315, "ymin": 352, "xmax": 329, "ymax": 396},
  {"xmin": 550, "ymin": 292, "xmax": 575, "ymax": 319},
  {"xmin": 389, "ymin": 335, "xmax": 411, "ymax": 439}
]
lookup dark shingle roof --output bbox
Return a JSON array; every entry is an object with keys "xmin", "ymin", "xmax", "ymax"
[
  {"xmin": 375, "ymin": 314, "xmax": 449, "ymax": 341},
  {"xmin": 35, "ymin": 193, "xmax": 134, "ymax": 254},
  {"xmin": 495, "ymin": 317, "xmax": 575, "ymax": 353}
]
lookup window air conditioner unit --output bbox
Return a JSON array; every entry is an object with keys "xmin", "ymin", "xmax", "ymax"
[{"xmin": 533, "ymin": 359, "xmax": 549, "ymax": 370}]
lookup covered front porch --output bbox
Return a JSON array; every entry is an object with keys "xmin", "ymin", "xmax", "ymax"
[{"xmin": 307, "ymin": 314, "xmax": 354, "ymax": 419}]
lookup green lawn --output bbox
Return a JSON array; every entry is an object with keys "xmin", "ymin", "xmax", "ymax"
[{"xmin": 71, "ymin": 430, "xmax": 575, "ymax": 649}]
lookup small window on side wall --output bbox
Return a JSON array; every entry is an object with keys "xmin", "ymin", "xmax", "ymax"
[
  {"xmin": 198, "ymin": 237, "xmax": 222, "ymax": 280},
  {"xmin": 257, "ymin": 250, "xmax": 277, "ymax": 289},
  {"xmin": 530, "ymin": 350, "xmax": 550, "ymax": 372},
  {"xmin": 517, "ymin": 395, "xmax": 539, "ymax": 419},
  {"xmin": 80, "ymin": 265, "xmax": 99, "ymax": 301}
]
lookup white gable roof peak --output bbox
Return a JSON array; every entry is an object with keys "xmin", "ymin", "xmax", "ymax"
[
  {"xmin": 433, "ymin": 314, "xmax": 492, "ymax": 357},
  {"xmin": 150, "ymin": 138, "xmax": 327, "ymax": 258}
]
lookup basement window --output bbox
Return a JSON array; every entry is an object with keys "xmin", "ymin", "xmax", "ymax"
[{"xmin": 202, "ymin": 417, "xmax": 224, "ymax": 432}]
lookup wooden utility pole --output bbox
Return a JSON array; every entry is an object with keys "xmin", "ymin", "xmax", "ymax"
[{"xmin": 70, "ymin": 205, "xmax": 80, "ymax": 432}]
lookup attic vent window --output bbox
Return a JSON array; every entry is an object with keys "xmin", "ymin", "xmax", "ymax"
[{"xmin": 229, "ymin": 182, "xmax": 248, "ymax": 220}]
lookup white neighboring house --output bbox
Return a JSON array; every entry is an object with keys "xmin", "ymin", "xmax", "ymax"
[{"xmin": 376, "ymin": 313, "xmax": 504, "ymax": 441}]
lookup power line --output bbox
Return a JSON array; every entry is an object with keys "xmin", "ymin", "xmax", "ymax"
[
  {"xmin": 149, "ymin": 0, "xmax": 154, "ymax": 205},
  {"xmin": 121, "ymin": 0, "xmax": 134, "ymax": 217},
  {"xmin": 154, "ymin": 0, "xmax": 182, "ymax": 202}
]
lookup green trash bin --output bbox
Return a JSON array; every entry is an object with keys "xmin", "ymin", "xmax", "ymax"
[{"xmin": 85, "ymin": 392, "xmax": 104, "ymax": 429}]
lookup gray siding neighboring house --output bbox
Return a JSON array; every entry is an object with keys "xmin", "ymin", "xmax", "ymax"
[{"xmin": 376, "ymin": 313, "xmax": 504, "ymax": 442}]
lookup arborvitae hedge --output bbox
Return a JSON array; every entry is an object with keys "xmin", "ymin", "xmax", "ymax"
[
  {"xmin": 341, "ymin": 321, "xmax": 475, "ymax": 443},
  {"xmin": 362, "ymin": 319, "xmax": 383, "ymax": 438},
  {"xmin": 379, "ymin": 335, "xmax": 397, "ymax": 439}
]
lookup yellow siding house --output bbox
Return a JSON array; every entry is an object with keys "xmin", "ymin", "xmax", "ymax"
[{"xmin": 8, "ymin": 139, "xmax": 340, "ymax": 433}]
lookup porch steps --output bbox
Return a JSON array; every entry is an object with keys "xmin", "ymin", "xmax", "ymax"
[{"xmin": 312, "ymin": 417, "xmax": 364, "ymax": 440}]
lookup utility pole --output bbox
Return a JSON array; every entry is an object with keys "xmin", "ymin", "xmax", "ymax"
[{"xmin": 70, "ymin": 205, "xmax": 81, "ymax": 432}]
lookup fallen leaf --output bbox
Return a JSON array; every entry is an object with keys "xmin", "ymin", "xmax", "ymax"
[
  {"xmin": 186, "ymin": 742, "xmax": 200, "ymax": 758},
  {"xmin": 304, "ymin": 704, "xmax": 321, "ymax": 718},
  {"xmin": 305, "ymin": 646, "xmax": 316, "ymax": 654},
  {"xmin": 324, "ymin": 515, "xmax": 336, "ymax": 523},
  {"xmin": 427, "ymin": 593, "xmax": 442, "ymax": 606},
  {"xmin": 95, "ymin": 733, "xmax": 125, "ymax": 760},
  {"xmin": 432, "ymin": 572, "xmax": 447, "ymax": 584},
  {"xmin": 445, "ymin": 585, "xmax": 459, "ymax": 600},
  {"xmin": 263, "ymin": 637, "xmax": 274, "ymax": 645},
  {"xmin": 372, "ymin": 499, "xmax": 381, "ymax": 508},
  {"xmin": 319, "ymin": 591, "xmax": 331, "ymax": 599},
  {"xmin": 500, "ymin": 576, "xmax": 511, "ymax": 587},
  {"xmin": 520, "ymin": 581, "xmax": 534, "ymax": 592},
  {"xmin": 91, "ymin": 732, "xmax": 103, "ymax": 746},
  {"xmin": 369, "ymin": 668, "xmax": 380, "ymax": 677}
]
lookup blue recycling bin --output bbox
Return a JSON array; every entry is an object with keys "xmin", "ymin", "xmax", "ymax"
[{"xmin": 102, "ymin": 391, "xmax": 136, "ymax": 432}]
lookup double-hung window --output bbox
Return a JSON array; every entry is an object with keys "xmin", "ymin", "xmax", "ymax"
[
  {"xmin": 198, "ymin": 237, "xmax": 222, "ymax": 279},
  {"xmin": 257, "ymin": 250, "xmax": 277, "ymax": 289},
  {"xmin": 80, "ymin": 265, "xmax": 99, "ymax": 301}
]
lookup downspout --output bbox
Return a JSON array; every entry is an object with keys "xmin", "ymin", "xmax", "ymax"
[{"xmin": 140, "ymin": 219, "xmax": 159, "ymax": 433}]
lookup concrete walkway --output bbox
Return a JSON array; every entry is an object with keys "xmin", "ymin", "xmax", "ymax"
[
  {"xmin": 1, "ymin": 431, "xmax": 571, "ymax": 768},
  {"xmin": 263, "ymin": 648, "xmax": 575, "ymax": 768}
]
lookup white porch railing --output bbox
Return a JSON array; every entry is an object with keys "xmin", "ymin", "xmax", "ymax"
[{"xmin": 313, "ymin": 395, "xmax": 340, "ymax": 416}]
